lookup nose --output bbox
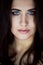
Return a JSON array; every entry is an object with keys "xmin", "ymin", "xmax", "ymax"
[{"xmin": 20, "ymin": 13, "xmax": 28, "ymax": 27}]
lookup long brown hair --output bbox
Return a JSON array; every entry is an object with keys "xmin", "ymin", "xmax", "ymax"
[{"xmin": 0, "ymin": 0, "xmax": 43, "ymax": 65}]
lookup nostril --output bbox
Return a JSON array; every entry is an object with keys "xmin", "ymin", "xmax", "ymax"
[{"xmin": 20, "ymin": 21, "xmax": 28, "ymax": 27}]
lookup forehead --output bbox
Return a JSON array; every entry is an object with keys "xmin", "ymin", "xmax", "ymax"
[{"xmin": 11, "ymin": 0, "xmax": 35, "ymax": 9}]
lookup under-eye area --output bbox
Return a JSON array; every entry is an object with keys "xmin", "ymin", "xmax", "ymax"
[{"xmin": 27, "ymin": 8, "xmax": 36, "ymax": 15}]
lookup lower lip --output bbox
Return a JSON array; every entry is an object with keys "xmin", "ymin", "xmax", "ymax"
[{"xmin": 18, "ymin": 30, "xmax": 30, "ymax": 34}]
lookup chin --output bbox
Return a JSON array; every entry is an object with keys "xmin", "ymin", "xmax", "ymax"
[{"xmin": 16, "ymin": 35, "xmax": 29, "ymax": 40}]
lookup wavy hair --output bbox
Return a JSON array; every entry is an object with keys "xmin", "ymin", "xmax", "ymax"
[{"xmin": 0, "ymin": 0, "xmax": 43, "ymax": 65}]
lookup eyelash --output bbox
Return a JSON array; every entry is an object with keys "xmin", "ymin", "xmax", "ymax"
[
  {"xmin": 27, "ymin": 9, "xmax": 35, "ymax": 15},
  {"xmin": 11, "ymin": 9, "xmax": 35, "ymax": 16},
  {"xmin": 11, "ymin": 10, "xmax": 20, "ymax": 16}
]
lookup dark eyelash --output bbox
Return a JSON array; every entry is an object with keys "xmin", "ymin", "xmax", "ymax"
[
  {"xmin": 11, "ymin": 8, "xmax": 36, "ymax": 16},
  {"xmin": 12, "ymin": 11, "xmax": 20, "ymax": 15},
  {"xmin": 11, "ymin": 11, "xmax": 20, "ymax": 15},
  {"xmin": 27, "ymin": 8, "xmax": 36, "ymax": 15},
  {"xmin": 11, "ymin": 9, "xmax": 21, "ymax": 15}
]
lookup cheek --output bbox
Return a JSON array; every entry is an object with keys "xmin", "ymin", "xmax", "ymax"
[
  {"xmin": 11, "ymin": 16, "xmax": 21, "ymax": 26},
  {"xmin": 31, "ymin": 22, "xmax": 36, "ymax": 35},
  {"xmin": 28, "ymin": 16, "xmax": 36, "ymax": 33},
  {"xmin": 30, "ymin": 22, "xmax": 36, "ymax": 28},
  {"xmin": 11, "ymin": 16, "xmax": 20, "ymax": 33},
  {"xmin": 30, "ymin": 22, "xmax": 36, "ymax": 33},
  {"xmin": 28, "ymin": 16, "xmax": 35, "ymax": 28}
]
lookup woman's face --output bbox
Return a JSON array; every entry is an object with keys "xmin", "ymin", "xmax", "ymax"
[{"xmin": 11, "ymin": 0, "xmax": 36, "ymax": 40}]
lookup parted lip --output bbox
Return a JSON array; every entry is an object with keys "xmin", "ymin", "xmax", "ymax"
[{"xmin": 18, "ymin": 29, "xmax": 30, "ymax": 34}]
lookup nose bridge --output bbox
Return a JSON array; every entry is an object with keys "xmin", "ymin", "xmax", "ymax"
[
  {"xmin": 21, "ymin": 12, "xmax": 28, "ymax": 26},
  {"xmin": 22, "ymin": 12, "xmax": 26, "ymax": 22}
]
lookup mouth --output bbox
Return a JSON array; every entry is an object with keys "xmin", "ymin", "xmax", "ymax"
[{"xmin": 18, "ymin": 29, "xmax": 30, "ymax": 34}]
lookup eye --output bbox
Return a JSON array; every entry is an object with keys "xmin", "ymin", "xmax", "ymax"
[
  {"xmin": 11, "ymin": 9, "xmax": 20, "ymax": 16},
  {"xmin": 27, "ymin": 8, "xmax": 35, "ymax": 15}
]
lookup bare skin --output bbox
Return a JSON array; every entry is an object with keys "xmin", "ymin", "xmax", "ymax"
[{"xmin": 11, "ymin": 0, "xmax": 36, "ymax": 64}]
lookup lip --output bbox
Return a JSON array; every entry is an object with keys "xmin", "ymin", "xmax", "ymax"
[{"xmin": 18, "ymin": 29, "xmax": 30, "ymax": 34}]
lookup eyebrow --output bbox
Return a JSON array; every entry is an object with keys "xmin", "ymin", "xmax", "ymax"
[
  {"xmin": 27, "ymin": 8, "xmax": 35, "ymax": 11},
  {"xmin": 11, "ymin": 8, "xmax": 35, "ymax": 12},
  {"xmin": 11, "ymin": 8, "xmax": 21, "ymax": 12}
]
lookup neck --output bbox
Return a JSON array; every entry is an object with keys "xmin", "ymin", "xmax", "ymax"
[{"xmin": 13, "ymin": 36, "xmax": 34, "ymax": 53}]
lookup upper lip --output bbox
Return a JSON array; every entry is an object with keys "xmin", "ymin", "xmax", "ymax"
[{"xmin": 18, "ymin": 29, "xmax": 30, "ymax": 32}]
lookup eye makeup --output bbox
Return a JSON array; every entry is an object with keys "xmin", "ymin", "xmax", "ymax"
[
  {"xmin": 27, "ymin": 8, "xmax": 35, "ymax": 15},
  {"xmin": 11, "ymin": 9, "xmax": 21, "ymax": 16},
  {"xmin": 11, "ymin": 8, "xmax": 35, "ymax": 16}
]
